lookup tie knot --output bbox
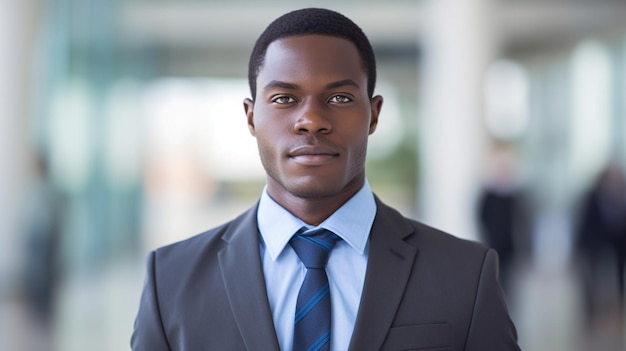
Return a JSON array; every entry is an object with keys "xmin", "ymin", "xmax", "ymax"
[{"xmin": 290, "ymin": 227, "xmax": 340, "ymax": 269}]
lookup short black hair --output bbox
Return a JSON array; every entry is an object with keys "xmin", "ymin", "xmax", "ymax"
[{"xmin": 248, "ymin": 8, "xmax": 377, "ymax": 100}]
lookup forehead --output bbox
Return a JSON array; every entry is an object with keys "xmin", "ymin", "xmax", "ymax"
[{"xmin": 258, "ymin": 35, "xmax": 366, "ymax": 86}]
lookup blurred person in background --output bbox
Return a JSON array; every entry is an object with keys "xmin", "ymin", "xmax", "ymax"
[
  {"xmin": 477, "ymin": 142, "xmax": 531, "ymax": 296},
  {"xmin": 576, "ymin": 162, "xmax": 626, "ymax": 325},
  {"xmin": 19, "ymin": 152, "xmax": 63, "ymax": 342},
  {"xmin": 132, "ymin": 8, "xmax": 520, "ymax": 351}
]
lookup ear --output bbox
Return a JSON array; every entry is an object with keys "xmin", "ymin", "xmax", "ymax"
[
  {"xmin": 243, "ymin": 98, "xmax": 256, "ymax": 136},
  {"xmin": 368, "ymin": 95, "xmax": 383, "ymax": 135}
]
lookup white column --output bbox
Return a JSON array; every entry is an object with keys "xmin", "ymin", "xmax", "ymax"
[
  {"xmin": 418, "ymin": 0, "xmax": 496, "ymax": 240},
  {"xmin": 0, "ymin": 1, "xmax": 29, "ymax": 285}
]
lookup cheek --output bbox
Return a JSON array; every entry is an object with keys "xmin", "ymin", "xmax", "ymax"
[
  {"xmin": 254, "ymin": 125, "xmax": 285, "ymax": 168},
  {"xmin": 352, "ymin": 138, "xmax": 369, "ymax": 162},
  {"xmin": 256, "ymin": 132, "xmax": 277, "ymax": 160},
  {"xmin": 349, "ymin": 134, "xmax": 370, "ymax": 165},
  {"xmin": 255, "ymin": 137, "xmax": 277, "ymax": 178}
]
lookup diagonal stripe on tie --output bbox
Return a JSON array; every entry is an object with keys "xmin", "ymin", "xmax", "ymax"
[
  {"xmin": 290, "ymin": 227, "xmax": 340, "ymax": 351},
  {"xmin": 307, "ymin": 330, "xmax": 331, "ymax": 351},
  {"xmin": 299, "ymin": 235, "xmax": 335, "ymax": 252},
  {"xmin": 295, "ymin": 283, "xmax": 330, "ymax": 324}
]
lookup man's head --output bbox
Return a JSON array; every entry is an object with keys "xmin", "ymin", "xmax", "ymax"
[
  {"xmin": 248, "ymin": 8, "xmax": 377, "ymax": 100},
  {"xmin": 244, "ymin": 8, "xmax": 383, "ymax": 217}
]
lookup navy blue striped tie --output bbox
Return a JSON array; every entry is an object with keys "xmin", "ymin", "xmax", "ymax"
[{"xmin": 290, "ymin": 227, "xmax": 340, "ymax": 351}]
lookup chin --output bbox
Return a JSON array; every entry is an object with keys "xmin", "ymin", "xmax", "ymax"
[
  {"xmin": 284, "ymin": 178, "xmax": 347, "ymax": 199},
  {"xmin": 286, "ymin": 185, "xmax": 341, "ymax": 199}
]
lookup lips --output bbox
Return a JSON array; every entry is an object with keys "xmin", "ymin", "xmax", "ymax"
[{"xmin": 288, "ymin": 145, "xmax": 339, "ymax": 165}]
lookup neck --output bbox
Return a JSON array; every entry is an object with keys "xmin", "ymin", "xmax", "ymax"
[{"xmin": 266, "ymin": 178, "xmax": 364, "ymax": 226}]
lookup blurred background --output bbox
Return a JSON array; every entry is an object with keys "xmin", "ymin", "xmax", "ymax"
[{"xmin": 1, "ymin": 0, "xmax": 626, "ymax": 350}]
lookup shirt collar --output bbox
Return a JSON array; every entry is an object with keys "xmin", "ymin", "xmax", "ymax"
[{"xmin": 257, "ymin": 181, "xmax": 377, "ymax": 261}]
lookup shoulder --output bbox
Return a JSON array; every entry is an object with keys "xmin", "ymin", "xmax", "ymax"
[
  {"xmin": 410, "ymin": 218, "xmax": 488, "ymax": 257},
  {"xmin": 374, "ymin": 197, "xmax": 490, "ymax": 261}
]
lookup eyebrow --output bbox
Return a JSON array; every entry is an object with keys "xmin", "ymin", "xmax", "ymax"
[
  {"xmin": 264, "ymin": 80, "xmax": 298, "ymax": 90},
  {"xmin": 325, "ymin": 79, "xmax": 360, "ymax": 90},
  {"xmin": 263, "ymin": 79, "xmax": 360, "ymax": 91}
]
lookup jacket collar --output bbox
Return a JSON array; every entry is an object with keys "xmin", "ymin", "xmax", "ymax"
[
  {"xmin": 348, "ymin": 197, "xmax": 418, "ymax": 351},
  {"xmin": 218, "ymin": 203, "xmax": 281, "ymax": 350}
]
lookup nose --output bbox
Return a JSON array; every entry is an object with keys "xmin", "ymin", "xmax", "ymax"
[{"xmin": 293, "ymin": 99, "xmax": 332, "ymax": 134}]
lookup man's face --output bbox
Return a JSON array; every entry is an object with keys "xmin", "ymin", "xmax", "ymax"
[{"xmin": 244, "ymin": 34, "xmax": 383, "ymax": 201}]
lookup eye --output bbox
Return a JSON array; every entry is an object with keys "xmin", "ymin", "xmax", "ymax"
[
  {"xmin": 329, "ymin": 95, "xmax": 352, "ymax": 103},
  {"xmin": 272, "ymin": 96, "xmax": 296, "ymax": 104}
]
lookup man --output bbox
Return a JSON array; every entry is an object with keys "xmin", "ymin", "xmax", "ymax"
[{"xmin": 132, "ymin": 8, "xmax": 520, "ymax": 351}]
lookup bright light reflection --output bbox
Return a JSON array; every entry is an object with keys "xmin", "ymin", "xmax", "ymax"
[
  {"xmin": 484, "ymin": 59, "xmax": 529, "ymax": 140},
  {"xmin": 570, "ymin": 40, "xmax": 612, "ymax": 189},
  {"xmin": 142, "ymin": 78, "xmax": 264, "ymax": 182}
]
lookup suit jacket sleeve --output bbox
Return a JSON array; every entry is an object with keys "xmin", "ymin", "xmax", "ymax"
[
  {"xmin": 465, "ymin": 249, "xmax": 520, "ymax": 350},
  {"xmin": 131, "ymin": 251, "xmax": 171, "ymax": 351}
]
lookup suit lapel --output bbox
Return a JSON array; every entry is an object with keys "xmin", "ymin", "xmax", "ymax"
[
  {"xmin": 218, "ymin": 205, "xmax": 281, "ymax": 350},
  {"xmin": 348, "ymin": 199, "xmax": 418, "ymax": 351}
]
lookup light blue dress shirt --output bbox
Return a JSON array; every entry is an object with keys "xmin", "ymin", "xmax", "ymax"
[{"xmin": 257, "ymin": 181, "xmax": 377, "ymax": 351}]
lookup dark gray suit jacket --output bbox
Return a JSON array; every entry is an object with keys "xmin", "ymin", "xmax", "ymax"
[{"xmin": 132, "ymin": 198, "xmax": 520, "ymax": 350}]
